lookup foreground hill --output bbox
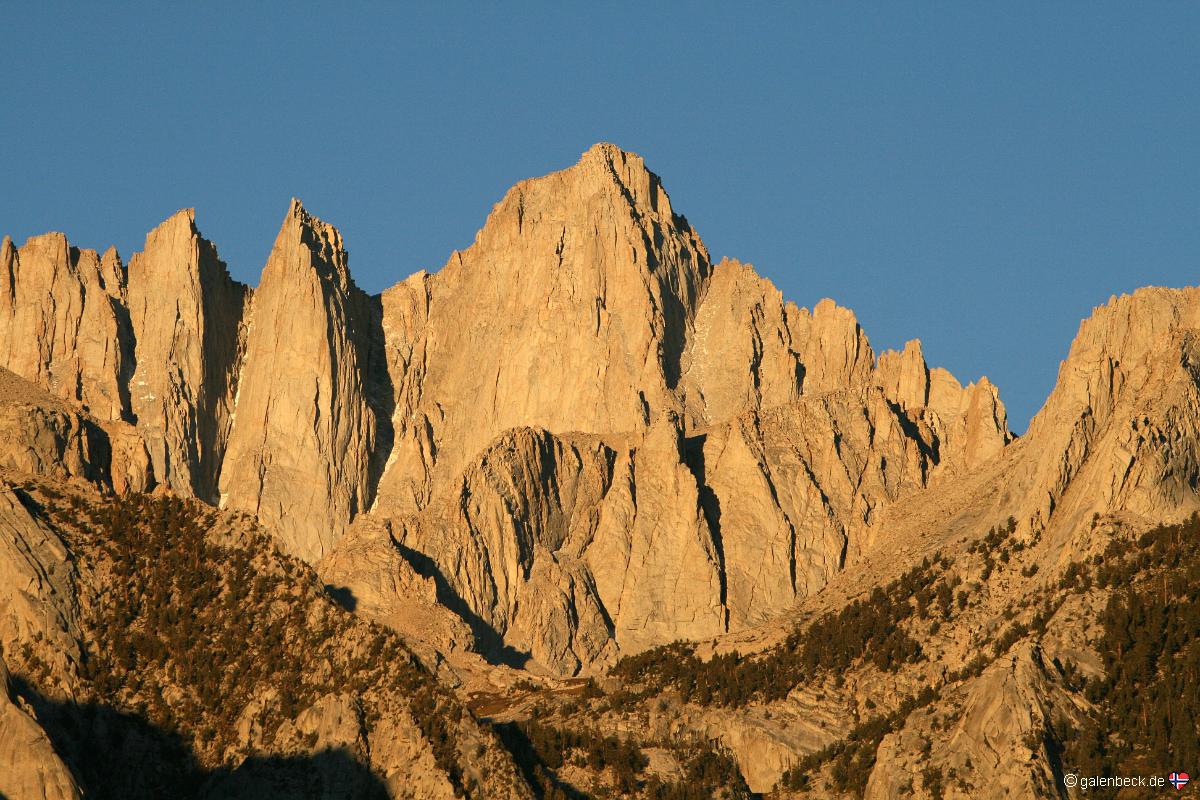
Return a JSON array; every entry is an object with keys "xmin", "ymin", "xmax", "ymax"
[{"xmin": 0, "ymin": 478, "xmax": 536, "ymax": 798}]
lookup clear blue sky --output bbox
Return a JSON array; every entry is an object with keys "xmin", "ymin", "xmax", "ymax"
[{"xmin": 3, "ymin": 4, "xmax": 1197, "ymax": 431}]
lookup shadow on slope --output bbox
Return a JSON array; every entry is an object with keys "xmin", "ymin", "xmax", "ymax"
[
  {"xmin": 10, "ymin": 675, "xmax": 388, "ymax": 800},
  {"xmin": 396, "ymin": 541, "xmax": 533, "ymax": 669},
  {"xmin": 683, "ymin": 433, "xmax": 727, "ymax": 609},
  {"xmin": 324, "ymin": 583, "xmax": 358, "ymax": 612}
]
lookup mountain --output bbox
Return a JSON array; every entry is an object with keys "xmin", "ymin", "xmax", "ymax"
[{"xmin": 0, "ymin": 143, "xmax": 1196, "ymax": 799}]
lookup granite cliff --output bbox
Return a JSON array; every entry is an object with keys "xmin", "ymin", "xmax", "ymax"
[
  {"xmin": 0, "ymin": 144, "xmax": 1012, "ymax": 674},
  {"xmin": 1, "ymin": 143, "xmax": 1196, "ymax": 799}
]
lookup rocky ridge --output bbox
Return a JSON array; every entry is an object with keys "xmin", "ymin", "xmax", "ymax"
[
  {"xmin": 0, "ymin": 144, "xmax": 1013, "ymax": 675},
  {"xmin": 3, "ymin": 143, "xmax": 1198, "ymax": 798}
]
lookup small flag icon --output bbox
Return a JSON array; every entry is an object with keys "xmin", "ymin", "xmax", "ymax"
[{"xmin": 1170, "ymin": 772, "xmax": 1190, "ymax": 790}]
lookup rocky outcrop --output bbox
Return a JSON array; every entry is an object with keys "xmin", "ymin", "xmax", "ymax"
[
  {"xmin": 679, "ymin": 258, "xmax": 805, "ymax": 426},
  {"xmin": 317, "ymin": 518, "xmax": 476, "ymax": 667},
  {"xmin": 102, "ymin": 421, "xmax": 155, "ymax": 494},
  {"xmin": 0, "ymin": 233, "xmax": 130, "ymax": 421},
  {"xmin": 693, "ymin": 707, "xmax": 813, "ymax": 794},
  {"xmin": 393, "ymin": 427, "xmax": 621, "ymax": 673},
  {"xmin": 1009, "ymin": 288, "xmax": 1200, "ymax": 541},
  {"xmin": 0, "ymin": 367, "xmax": 107, "ymax": 484},
  {"xmin": 864, "ymin": 645, "xmax": 1075, "ymax": 799},
  {"xmin": 228, "ymin": 688, "xmax": 534, "ymax": 800},
  {"xmin": 0, "ymin": 367, "xmax": 156, "ymax": 493},
  {"xmin": 0, "ymin": 656, "xmax": 82, "ymax": 800},
  {"xmin": 213, "ymin": 692, "xmax": 462, "ymax": 800},
  {"xmin": 873, "ymin": 338, "xmax": 1012, "ymax": 473},
  {"xmin": 0, "ymin": 483, "xmax": 82, "ymax": 693},
  {"xmin": 375, "ymin": 415, "xmax": 728, "ymax": 673},
  {"xmin": 794, "ymin": 297, "xmax": 876, "ymax": 395},
  {"xmin": 127, "ymin": 209, "xmax": 249, "ymax": 502},
  {"xmin": 679, "ymin": 259, "xmax": 876, "ymax": 423},
  {"xmin": 219, "ymin": 200, "xmax": 385, "ymax": 562}
]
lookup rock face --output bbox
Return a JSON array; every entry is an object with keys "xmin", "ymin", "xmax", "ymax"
[
  {"xmin": 375, "ymin": 143, "xmax": 712, "ymax": 514},
  {"xmin": 874, "ymin": 339, "xmax": 1012, "ymax": 473},
  {"xmin": 0, "ymin": 234, "xmax": 130, "ymax": 421},
  {"xmin": 0, "ymin": 483, "xmax": 82, "ymax": 690},
  {"xmin": 218, "ymin": 200, "xmax": 386, "ymax": 562},
  {"xmin": 678, "ymin": 257, "xmax": 805, "ymax": 426},
  {"xmin": 393, "ymin": 427, "xmax": 625, "ymax": 673},
  {"xmin": 0, "ymin": 656, "xmax": 82, "ymax": 800},
  {"xmin": 699, "ymin": 386, "xmax": 938, "ymax": 629},
  {"xmin": 0, "ymin": 367, "xmax": 107, "ymax": 484},
  {"xmin": 380, "ymin": 383, "xmax": 964, "ymax": 672},
  {"xmin": 371, "ymin": 417, "xmax": 728, "ymax": 674},
  {"xmin": 126, "ymin": 209, "xmax": 249, "ymax": 502},
  {"xmin": 0, "ymin": 212, "xmax": 250, "ymax": 501},
  {"xmin": 0, "ymin": 144, "xmax": 1015, "ymax": 675},
  {"xmin": 588, "ymin": 414, "xmax": 726, "ymax": 655}
]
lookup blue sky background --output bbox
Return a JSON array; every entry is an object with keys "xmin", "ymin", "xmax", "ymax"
[{"xmin": 2, "ymin": 3, "xmax": 1197, "ymax": 431}]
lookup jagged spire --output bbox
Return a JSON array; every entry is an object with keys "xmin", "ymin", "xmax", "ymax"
[{"xmin": 219, "ymin": 200, "xmax": 380, "ymax": 562}]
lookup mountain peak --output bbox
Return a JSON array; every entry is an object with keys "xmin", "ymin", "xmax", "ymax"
[
  {"xmin": 260, "ymin": 199, "xmax": 351, "ymax": 294},
  {"xmin": 286, "ymin": 196, "xmax": 313, "ymax": 223},
  {"xmin": 282, "ymin": 197, "xmax": 338, "ymax": 242},
  {"xmin": 475, "ymin": 143, "xmax": 680, "ymax": 252},
  {"xmin": 461, "ymin": 141, "xmax": 702, "ymax": 273},
  {"xmin": 163, "ymin": 206, "xmax": 196, "ymax": 224},
  {"xmin": 575, "ymin": 141, "xmax": 675, "ymax": 220},
  {"xmin": 581, "ymin": 140, "xmax": 626, "ymax": 157},
  {"xmin": 136, "ymin": 209, "xmax": 200, "ymax": 263},
  {"xmin": 577, "ymin": 141, "xmax": 649, "ymax": 177}
]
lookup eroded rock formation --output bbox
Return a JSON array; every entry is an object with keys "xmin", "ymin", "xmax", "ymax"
[
  {"xmin": 0, "ymin": 234, "xmax": 129, "ymax": 421},
  {"xmin": 127, "ymin": 209, "xmax": 248, "ymax": 502},
  {"xmin": 0, "ymin": 144, "xmax": 1017, "ymax": 675},
  {"xmin": 7, "ymin": 142, "xmax": 1200, "ymax": 799},
  {"xmin": 218, "ymin": 200, "xmax": 385, "ymax": 562}
]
